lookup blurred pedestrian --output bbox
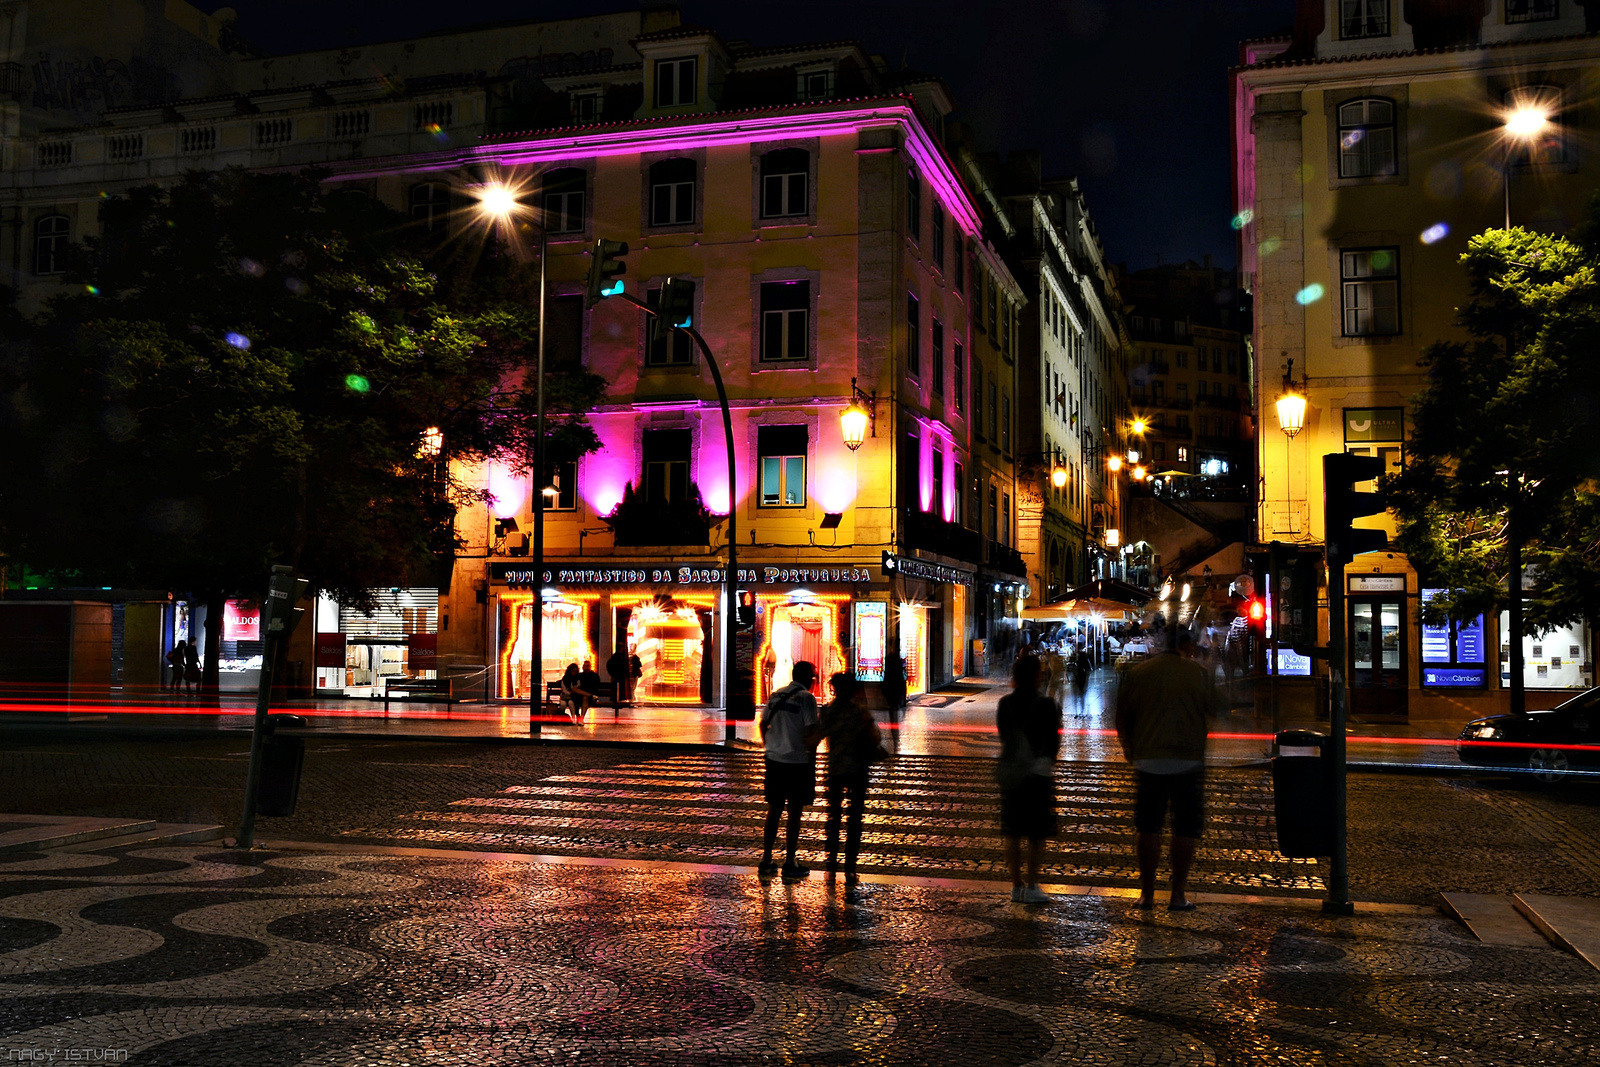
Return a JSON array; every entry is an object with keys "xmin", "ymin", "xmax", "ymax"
[
  {"xmin": 558, "ymin": 663, "xmax": 587, "ymax": 718},
  {"xmin": 1114, "ymin": 627, "xmax": 1223, "ymax": 911},
  {"xmin": 183, "ymin": 640, "xmax": 201, "ymax": 694},
  {"xmin": 879, "ymin": 647, "xmax": 906, "ymax": 729},
  {"xmin": 578, "ymin": 660, "xmax": 603, "ymax": 713},
  {"xmin": 606, "ymin": 647, "xmax": 629, "ymax": 707},
  {"xmin": 758, "ymin": 660, "xmax": 821, "ymax": 882},
  {"xmin": 819, "ymin": 672, "xmax": 885, "ymax": 883},
  {"xmin": 165, "ymin": 640, "xmax": 186, "ymax": 692},
  {"xmin": 629, "ymin": 651, "xmax": 643, "ymax": 700},
  {"xmin": 995, "ymin": 653, "xmax": 1062, "ymax": 905}
]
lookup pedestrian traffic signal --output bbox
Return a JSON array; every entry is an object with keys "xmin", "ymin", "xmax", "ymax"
[
  {"xmin": 1246, "ymin": 596, "xmax": 1267, "ymax": 637},
  {"xmin": 653, "ymin": 276, "xmax": 695, "ymax": 342},
  {"xmin": 735, "ymin": 590, "xmax": 755, "ymax": 631},
  {"xmin": 1324, "ymin": 452, "xmax": 1388, "ymax": 564},
  {"xmin": 585, "ymin": 238, "xmax": 628, "ymax": 308}
]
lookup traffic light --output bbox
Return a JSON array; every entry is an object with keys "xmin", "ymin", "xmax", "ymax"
[
  {"xmin": 585, "ymin": 238, "xmax": 629, "ymax": 308},
  {"xmin": 1324, "ymin": 452, "xmax": 1388, "ymax": 564},
  {"xmin": 1246, "ymin": 596, "xmax": 1267, "ymax": 638},
  {"xmin": 735, "ymin": 590, "xmax": 755, "ymax": 632},
  {"xmin": 653, "ymin": 276, "xmax": 695, "ymax": 342}
]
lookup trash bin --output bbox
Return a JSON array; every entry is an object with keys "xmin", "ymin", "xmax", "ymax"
[
  {"xmin": 1272, "ymin": 729, "xmax": 1332, "ymax": 858},
  {"xmin": 255, "ymin": 716, "xmax": 307, "ymax": 818}
]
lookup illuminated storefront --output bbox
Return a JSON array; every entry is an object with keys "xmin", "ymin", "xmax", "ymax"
[
  {"xmin": 312, "ymin": 588, "xmax": 440, "ymax": 697},
  {"xmin": 491, "ymin": 562, "xmax": 876, "ymax": 707},
  {"xmin": 882, "ymin": 554, "xmax": 975, "ymax": 695}
]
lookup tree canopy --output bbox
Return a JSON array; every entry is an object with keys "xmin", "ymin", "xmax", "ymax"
[
  {"xmin": 1388, "ymin": 196, "xmax": 1600, "ymax": 633},
  {"xmin": 0, "ymin": 167, "xmax": 602, "ymax": 679}
]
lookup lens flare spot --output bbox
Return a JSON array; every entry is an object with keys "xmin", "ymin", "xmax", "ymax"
[
  {"xmin": 1294, "ymin": 283, "xmax": 1325, "ymax": 305},
  {"xmin": 1231, "ymin": 209, "xmax": 1255, "ymax": 230},
  {"xmin": 1259, "ymin": 236, "xmax": 1282, "ymax": 257},
  {"xmin": 224, "ymin": 332, "xmax": 251, "ymax": 349},
  {"xmin": 345, "ymin": 374, "xmax": 371, "ymax": 393},
  {"xmin": 1295, "ymin": 163, "xmax": 1314, "ymax": 183},
  {"xmin": 84, "ymin": 284, "xmax": 99, "ymax": 295},
  {"xmin": 1370, "ymin": 250, "xmax": 1393, "ymax": 271},
  {"xmin": 1420, "ymin": 223, "xmax": 1449, "ymax": 245}
]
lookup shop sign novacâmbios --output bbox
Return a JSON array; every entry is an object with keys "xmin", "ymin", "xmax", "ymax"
[{"xmin": 493, "ymin": 564, "xmax": 876, "ymax": 587}]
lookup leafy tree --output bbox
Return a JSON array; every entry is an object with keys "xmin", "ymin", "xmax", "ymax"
[
  {"xmin": 0, "ymin": 168, "xmax": 602, "ymax": 691},
  {"xmin": 1388, "ymin": 197, "xmax": 1600, "ymax": 638}
]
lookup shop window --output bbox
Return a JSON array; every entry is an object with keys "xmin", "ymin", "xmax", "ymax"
[
  {"xmin": 649, "ymin": 158, "xmax": 696, "ymax": 226},
  {"xmin": 642, "ymin": 428, "xmax": 692, "ymax": 504},
  {"xmin": 761, "ymin": 596, "xmax": 846, "ymax": 703},
  {"xmin": 931, "ymin": 319, "xmax": 945, "ymax": 395},
  {"xmin": 757, "ymin": 424, "xmax": 807, "ymax": 507},
  {"xmin": 542, "ymin": 168, "xmax": 586, "ymax": 234},
  {"xmin": 645, "ymin": 286, "xmax": 694, "ymax": 366},
  {"xmin": 1338, "ymin": 98, "xmax": 1397, "ymax": 179},
  {"xmin": 33, "ymin": 214, "xmax": 69, "ymax": 275},
  {"xmin": 409, "ymin": 183, "xmax": 449, "ymax": 232},
  {"xmin": 1498, "ymin": 615, "xmax": 1590, "ymax": 689},
  {"xmin": 1341, "ymin": 248, "xmax": 1400, "ymax": 336},
  {"xmin": 655, "ymin": 56, "xmax": 697, "ymax": 107},
  {"xmin": 1420, "ymin": 588, "xmax": 1486, "ymax": 687},
  {"xmin": 760, "ymin": 280, "xmax": 809, "ymax": 361},
  {"xmin": 760, "ymin": 148, "xmax": 808, "ymax": 219},
  {"xmin": 629, "ymin": 600, "xmax": 705, "ymax": 703}
]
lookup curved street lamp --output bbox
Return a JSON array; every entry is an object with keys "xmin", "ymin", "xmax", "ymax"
[{"xmin": 1275, "ymin": 358, "xmax": 1307, "ymax": 439}]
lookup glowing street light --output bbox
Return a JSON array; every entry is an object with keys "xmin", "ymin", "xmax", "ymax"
[
  {"xmin": 1276, "ymin": 357, "xmax": 1307, "ymax": 439},
  {"xmin": 477, "ymin": 182, "xmax": 520, "ymax": 220},
  {"xmin": 840, "ymin": 377, "xmax": 877, "ymax": 451},
  {"xmin": 1107, "ymin": 454, "xmax": 1123, "ymax": 473},
  {"xmin": 1051, "ymin": 463, "xmax": 1068, "ymax": 489},
  {"xmin": 1504, "ymin": 105, "xmax": 1550, "ymax": 141},
  {"xmin": 1502, "ymin": 94, "xmax": 1555, "ymax": 229},
  {"xmin": 418, "ymin": 426, "xmax": 443, "ymax": 458},
  {"xmin": 1130, "ymin": 416, "xmax": 1149, "ymax": 435}
]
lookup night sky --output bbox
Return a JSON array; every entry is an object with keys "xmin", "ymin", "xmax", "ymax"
[{"xmin": 202, "ymin": 1, "xmax": 1292, "ymax": 271}]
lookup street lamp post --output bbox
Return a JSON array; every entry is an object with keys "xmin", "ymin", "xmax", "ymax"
[
  {"xmin": 476, "ymin": 182, "xmax": 549, "ymax": 732},
  {"xmin": 1502, "ymin": 101, "xmax": 1551, "ymax": 230}
]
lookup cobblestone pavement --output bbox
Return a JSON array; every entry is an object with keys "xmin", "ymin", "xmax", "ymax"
[
  {"xmin": 341, "ymin": 752, "xmax": 1329, "ymax": 897},
  {"xmin": 6, "ymin": 737, "xmax": 1600, "ymax": 905},
  {"xmin": 3, "ymin": 843, "xmax": 1599, "ymax": 1066}
]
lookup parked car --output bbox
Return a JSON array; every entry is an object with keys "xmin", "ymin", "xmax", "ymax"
[{"xmin": 1457, "ymin": 689, "xmax": 1600, "ymax": 781}]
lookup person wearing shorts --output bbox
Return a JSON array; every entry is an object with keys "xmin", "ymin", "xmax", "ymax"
[
  {"xmin": 758, "ymin": 661, "xmax": 820, "ymax": 882},
  {"xmin": 1115, "ymin": 626, "xmax": 1223, "ymax": 911}
]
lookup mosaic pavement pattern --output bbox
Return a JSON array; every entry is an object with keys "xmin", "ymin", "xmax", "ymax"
[
  {"xmin": 2, "ymin": 844, "xmax": 1597, "ymax": 1065},
  {"xmin": 340, "ymin": 754, "xmax": 1327, "ymax": 895}
]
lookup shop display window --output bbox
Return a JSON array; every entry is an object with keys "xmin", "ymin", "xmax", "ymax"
[
  {"xmin": 757, "ymin": 593, "xmax": 848, "ymax": 704},
  {"xmin": 854, "ymin": 601, "xmax": 887, "ymax": 682},
  {"xmin": 625, "ymin": 598, "xmax": 709, "ymax": 704},
  {"xmin": 501, "ymin": 593, "xmax": 598, "ymax": 701},
  {"xmin": 899, "ymin": 602, "xmax": 929, "ymax": 697},
  {"xmin": 1498, "ymin": 612, "xmax": 1591, "ymax": 689}
]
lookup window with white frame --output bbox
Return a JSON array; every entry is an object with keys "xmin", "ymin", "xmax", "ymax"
[
  {"xmin": 649, "ymin": 158, "xmax": 696, "ymax": 226},
  {"xmin": 796, "ymin": 68, "xmax": 834, "ymax": 101},
  {"xmin": 1341, "ymin": 248, "xmax": 1400, "ymax": 336},
  {"xmin": 1340, "ymin": 0, "xmax": 1390, "ymax": 39},
  {"xmin": 760, "ymin": 148, "xmax": 808, "ymax": 219},
  {"xmin": 410, "ymin": 182, "xmax": 450, "ymax": 231},
  {"xmin": 542, "ymin": 168, "xmax": 586, "ymax": 234},
  {"xmin": 654, "ymin": 56, "xmax": 697, "ymax": 107},
  {"xmin": 1338, "ymin": 98, "xmax": 1397, "ymax": 178},
  {"xmin": 1177, "ymin": 445, "xmax": 1189, "ymax": 463},
  {"xmin": 758, "ymin": 425, "xmax": 807, "ymax": 507},
  {"xmin": 33, "ymin": 214, "xmax": 69, "ymax": 275},
  {"xmin": 546, "ymin": 459, "xmax": 578, "ymax": 511},
  {"xmin": 760, "ymin": 281, "xmax": 809, "ymax": 362}
]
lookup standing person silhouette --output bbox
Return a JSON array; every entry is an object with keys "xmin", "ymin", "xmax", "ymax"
[
  {"xmin": 757, "ymin": 660, "xmax": 821, "ymax": 882},
  {"xmin": 183, "ymin": 639, "xmax": 201, "ymax": 695},
  {"xmin": 818, "ymin": 672, "xmax": 883, "ymax": 883},
  {"xmin": 1115, "ymin": 627, "xmax": 1222, "ymax": 911},
  {"xmin": 995, "ymin": 653, "xmax": 1062, "ymax": 905}
]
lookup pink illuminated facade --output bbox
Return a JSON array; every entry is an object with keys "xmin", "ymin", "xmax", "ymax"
[{"xmin": 6, "ymin": 5, "xmax": 1033, "ymax": 699}]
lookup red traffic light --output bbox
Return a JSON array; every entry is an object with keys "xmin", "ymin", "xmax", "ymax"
[{"xmin": 1248, "ymin": 599, "xmax": 1266, "ymax": 622}]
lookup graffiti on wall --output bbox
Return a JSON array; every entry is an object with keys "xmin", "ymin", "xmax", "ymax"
[{"xmin": 28, "ymin": 52, "xmax": 181, "ymax": 112}]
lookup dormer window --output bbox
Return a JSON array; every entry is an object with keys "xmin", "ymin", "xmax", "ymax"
[
  {"xmin": 797, "ymin": 67, "xmax": 834, "ymax": 102},
  {"xmin": 1506, "ymin": 0, "xmax": 1558, "ymax": 23},
  {"xmin": 655, "ymin": 56, "xmax": 697, "ymax": 107},
  {"xmin": 1339, "ymin": 0, "xmax": 1389, "ymax": 39},
  {"xmin": 570, "ymin": 91, "xmax": 601, "ymax": 124}
]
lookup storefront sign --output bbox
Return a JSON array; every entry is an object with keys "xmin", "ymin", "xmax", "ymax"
[
  {"xmin": 314, "ymin": 632, "xmax": 347, "ymax": 668},
  {"xmin": 1423, "ymin": 667, "xmax": 1486, "ymax": 688},
  {"xmin": 1273, "ymin": 649, "xmax": 1312, "ymax": 677},
  {"xmin": 223, "ymin": 600, "xmax": 260, "ymax": 641},
  {"xmin": 495, "ymin": 564, "xmax": 875, "ymax": 587},
  {"xmin": 854, "ymin": 601, "xmax": 887, "ymax": 682},
  {"xmin": 407, "ymin": 632, "xmax": 437, "ymax": 669},
  {"xmin": 1348, "ymin": 575, "xmax": 1404, "ymax": 593},
  {"xmin": 882, "ymin": 555, "xmax": 974, "ymax": 586},
  {"xmin": 1344, "ymin": 407, "xmax": 1404, "ymax": 443}
]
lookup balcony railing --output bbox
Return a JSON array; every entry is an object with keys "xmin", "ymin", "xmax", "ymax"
[
  {"xmin": 902, "ymin": 508, "xmax": 983, "ymax": 566},
  {"xmin": 986, "ymin": 540, "xmax": 1027, "ymax": 578}
]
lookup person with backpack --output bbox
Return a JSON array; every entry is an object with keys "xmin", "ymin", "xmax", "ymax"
[
  {"xmin": 818, "ymin": 672, "xmax": 885, "ymax": 883},
  {"xmin": 995, "ymin": 653, "xmax": 1062, "ymax": 905},
  {"xmin": 757, "ymin": 660, "xmax": 821, "ymax": 882},
  {"xmin": 165, "ymin": 640, "xmax": 186, "ymax": 692}
]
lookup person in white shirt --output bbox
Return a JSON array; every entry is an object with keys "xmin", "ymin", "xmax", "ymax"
[{"xmin": 757, "ymin": 661, "xmax": 820, "ymax": 881}]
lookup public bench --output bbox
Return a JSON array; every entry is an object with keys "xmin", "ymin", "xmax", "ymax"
[{"xmin": 381, "ymin": 676, "xmax": 455, "ymax": 709}]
